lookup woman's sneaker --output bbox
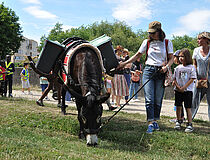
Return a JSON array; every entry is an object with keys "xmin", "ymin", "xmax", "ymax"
[
  {"xmin": 152, "ymin": 121, "xmax": 160, "ymax": 131},
  {"xmin": 146, "ymin": 124, "xmax": 154, "ymax": 134},
  {"xmin": 185, "ymin": 123, "xmax": 193, "ymax": 133},
  {"xmin": 174, "ymin": 120, "xmax": 181, "ymax": 130},
  {"xmin": 45, "ymin": 96, "xmax": 50, "ymax": 101}
]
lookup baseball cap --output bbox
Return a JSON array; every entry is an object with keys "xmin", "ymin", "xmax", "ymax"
[
  {"xmin": 147, "ymin": 21, "xmax": 162, "ymax": 33},
  {"xmin": 174, "ymin": 50, "xmax": 181, "ymax": 56}
]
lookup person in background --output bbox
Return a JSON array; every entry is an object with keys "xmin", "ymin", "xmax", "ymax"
[
  {"xmin": 20, "ymin": 63, "xmax": 32, "ymax": 95},
  {"xmin": 169, "ymin": 50, "xmax": 185, "ymax": 123},
  {"xmin": 36, "ymin": 71, "xmax": 62, "ymax": 107},
  {"xmin": 4, "ymin": 55, "xmax": 15, "ymax": 97},
  {"xmin": 173, "ymin": 49, "xmax": 196, "ymax": 132},
  {"xmin": 122, "ymin": 49, "xmax": 132, "ymax": 103},
  {"xmin": 118, "ymin": 21, "xmax": 174, "ymax": 134},
  {"xmin": 0, "ymin": 60, "xmax": 6, "ymax": 97},
  {"xmin": 112, "ymin": 45, "xmax": 129, "ymax": 108},
  {"xmin": 102, "ymin": 73, "xmax": 117, "ymax": 111},
  {"xmin": 129, "ymin": 57, "xmax": 142, "ymax": 101},
  {"xmin": 40, "ymin": 76, "xmax": 49, "ymax": 100},
  {"xmin": 111, "ymin": 45, "xmax": 123, "ymax": 105},
  {"xmin": 191, "ymin": 32, "xmax": 210, "ymax": 121}
]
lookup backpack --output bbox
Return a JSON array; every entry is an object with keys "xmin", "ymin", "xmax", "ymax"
[
  {"xmin": 145, "ymin": 39, "xmax": 168, "ymax": 62},
  {"xmin": 145, "ymin": 39, "xmax": 173, "ymax": 87}
]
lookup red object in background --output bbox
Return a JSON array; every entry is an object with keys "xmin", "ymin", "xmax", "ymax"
[{"xmin": 0, "ymin": 66, "xmax": 6, "ymax": 80}]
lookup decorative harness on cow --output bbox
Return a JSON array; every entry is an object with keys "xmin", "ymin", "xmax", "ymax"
[{"xmin": 57, "ymin": 37, "xmax": 105, "ymax": 101}]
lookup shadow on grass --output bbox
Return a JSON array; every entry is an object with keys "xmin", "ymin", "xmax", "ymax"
[
  {"xmin": 97, "ymin": 113, "xmax": 210, "ymax": 153},
  {"xmin": 98, "ymin": 115, "xmax": 151, "ymax": 152},
  {"xmin": 161, "ymin": 116, "xmax": 210, "ymax": 135},
  {"xmin": 2, "ymin": 97, "xmax": 209, "ymax": 154}
]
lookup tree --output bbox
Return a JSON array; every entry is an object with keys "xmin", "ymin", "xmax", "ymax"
[
  {"xmin": 0, "ymin": 3, "xmax": 23, "ymax": 59},
  {"xmin": 38, "ymin": 21, "xmax": 148, "ymax": 55},
  {"xmin": 38, "ymin": 21, "xmax": 199, "ymax": 65},
  {"xmin": 171, "ymin": 35, "xmax": 198, "ymax": 54}
]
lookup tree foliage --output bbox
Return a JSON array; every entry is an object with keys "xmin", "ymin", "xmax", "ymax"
[
  {"xmin": 39, "ymin": 21, "xmax": 199, "ymax": 65},
  {"xmin": 38, "ymin": 21, "xmax": 147, "ymax": 55},
  {"xmin": 172, "ymin": 35, "xmax": 198, "ymax": 54},
  {"xmin": 0, "ymin": 3, "xmax": 23, "ymax": 59}
]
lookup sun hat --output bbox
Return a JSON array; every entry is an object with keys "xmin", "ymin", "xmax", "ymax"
[
  {"xmin": 147, "ymin": 21, "xmax": 162, "ymax": 33},
  {"xmin": 198, "ymin": 32, "xmax": 210, "ymax": 40},
  {"xmin": 174, "ymin": 50, "xmax": 181, "ymax": 56}
]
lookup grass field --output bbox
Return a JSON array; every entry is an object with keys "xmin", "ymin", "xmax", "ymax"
[{"xmin": 0, "ymin": 97, "xmax": 209, "ymax": 160}]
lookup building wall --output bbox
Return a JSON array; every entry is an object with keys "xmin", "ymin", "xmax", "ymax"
[
  {"xmin": 14, "ymin": 37, "xmax": 39, "ymax": 62},
  {"xmin": 13, "ymin": 67, "xmax": 40, "ymax": 86},
  {"xmin": 12, "ymin": 67, "xmax": 177, "ymax": 100}
]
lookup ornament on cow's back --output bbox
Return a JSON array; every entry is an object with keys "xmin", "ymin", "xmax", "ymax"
[
  {"xmin": 90, "ymin": 35, "xmax": 119, "ymax": 73},
  {"xmin": 36, "ymin": 40, "xmax": 65, "ymax": 74}
]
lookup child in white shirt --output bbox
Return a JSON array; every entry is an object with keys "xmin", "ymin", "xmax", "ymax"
[{"xmin": 173, "ymin": 49, "xmax": 196, "ymax": 132}]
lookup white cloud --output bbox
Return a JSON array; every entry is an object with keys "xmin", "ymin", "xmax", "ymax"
[
  {"xmin": 62, "ymin": 25, "xmax": 78, "ymax": 31},
  {"xmin": 24, "ymin": 6, "xmax": 57, "ymax": 20},
  {"xmin": 106, "ymin": 0, "xmax": 152, "ymax": 25},
  {"xmin": 173, "ymin": 9, "xmax": 210, "ymax": 36},
  {"xmin": 20, "ymin": 0, "xmax": 41, "ymax": 5}
]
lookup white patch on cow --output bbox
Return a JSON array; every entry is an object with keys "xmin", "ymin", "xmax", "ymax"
[{"xmin": 86, "ymin": 134, "xmax": 98, "ymax": 146}]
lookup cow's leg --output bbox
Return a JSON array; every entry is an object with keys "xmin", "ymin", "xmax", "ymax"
[
  {"xmin": 76, "ymin": 100, "xmax": 85, "ymax": 139},
  {"xmin": 60, "ymin": 86, "xmax": 67, "ymax": 115}
]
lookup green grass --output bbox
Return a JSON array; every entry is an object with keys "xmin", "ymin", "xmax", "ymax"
[
  {"xmin": 13, "ymin": 85, "xmax": 41, "ymax": 91},
  {"xmin": 0, "ymin": 97, "xmax": 209, "ymax": 160}
]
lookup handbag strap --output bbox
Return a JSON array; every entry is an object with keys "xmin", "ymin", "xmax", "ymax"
[
  {"xmin": 165, "ymin": 39, "xmax": 169, "ymax": 63},
  {"xmin": 206, "ymin": 57, "xmax": 210, "ymax": 79}
]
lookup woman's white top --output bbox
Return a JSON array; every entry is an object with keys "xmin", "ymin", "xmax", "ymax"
[
  {"xmin": 138, "ymin": 39, "xmax": 173, "ymax": 66},
  {"xmin": 192, "ymin": 46, "xmax": 210, "ymax": 80}
]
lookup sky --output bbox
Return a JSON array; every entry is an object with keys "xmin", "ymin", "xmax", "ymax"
[{"xmin": 1, "ymin": 0, "xmax": 210, "ymax": 44}]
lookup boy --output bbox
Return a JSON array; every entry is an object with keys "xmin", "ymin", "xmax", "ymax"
[{"xmin": 20, "ymin": 63, "xmax": 32, "ymax": 95}]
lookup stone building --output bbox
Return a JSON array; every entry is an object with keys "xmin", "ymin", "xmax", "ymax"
[{"xmin": 14, "ymin": 37, "xmax": 39, "ymax": 62}]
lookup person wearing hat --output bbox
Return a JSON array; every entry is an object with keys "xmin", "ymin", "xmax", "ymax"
[
  {"xmin": 4, "ymin": 55, "xmax": 15, "ymax": 97},
  {"xmin": 117, "ymin": 21, "xmax": 174, "ymax": 134},
  {"xmin": 122, "ymin": 48, "xmax": 132, "ymax": 103},
  {"xmin": 191, "ymin": 31, "xmax": 210, "ymax": 121},
  {"xmin": 112, "ymin": 46, "xmax": 129, "ymax": 108},
  {"xmin": 173, "ymin": 50, "xmax": 181, "ymax": 64}
]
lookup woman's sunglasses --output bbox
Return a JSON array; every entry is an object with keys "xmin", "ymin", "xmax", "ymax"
[{"xmin": 148, "ymin": 32, "xmax": 156, "ymax": 34}]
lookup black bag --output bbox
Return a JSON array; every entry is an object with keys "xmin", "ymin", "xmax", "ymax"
[{"xmin": 36, "ymin": 40, "xmax": 65, "ymax": 74}]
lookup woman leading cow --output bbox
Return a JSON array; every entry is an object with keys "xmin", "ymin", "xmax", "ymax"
[{"xmin": 117, "ymin": 21, "xmax": 174, "ymax": 134}]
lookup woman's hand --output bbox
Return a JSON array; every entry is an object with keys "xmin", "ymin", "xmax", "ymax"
[
  {"xmin": 177, "ymin": 87, "xmax": 185, "ymax": 93},
  {"xmin": 116, "ymin": 61, "xmax": 126, "ymax": 70},
  {"xmin": 161, "ymin": 65, "xmax": 168, "ymax": 73}
]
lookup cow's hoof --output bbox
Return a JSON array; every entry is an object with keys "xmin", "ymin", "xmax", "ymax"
[
  {"xmin": 78, "ymin": 131, "xmax": 85, "ymax": 139},
  {"xmin": 109, "ymin": 106, "xmax": 117, "ymax": 111},
  {"xmin": 86, "ymin": 134, "xmax": 98, "ymax": 146},
  {"xmin": 36, "ymin": 100, "xmax": 44, "ymax": 106},
  {"xmin": 57, "ymin": 103, "xmax": 62, "ymax": 108},
  {"xmin": 61, "ymin": 109, "xmax": 66, "ymax": 115}
]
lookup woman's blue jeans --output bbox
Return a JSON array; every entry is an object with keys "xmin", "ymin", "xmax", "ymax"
[
  {"xmin": 129, "ymin": 82, "xmax": 140, "ymax": 99},
  {"xmin": 192, "ymin": 85, "xmax": 210, "ymax": 121},
  {"xmin": 142, "ymin": 65, "xmax": 165, "ymax": 122}
]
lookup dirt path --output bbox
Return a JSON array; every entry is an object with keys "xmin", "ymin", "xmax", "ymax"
[{"xmin": 12, "ymin": 90, "xmax": 209, "ymax": 122}]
